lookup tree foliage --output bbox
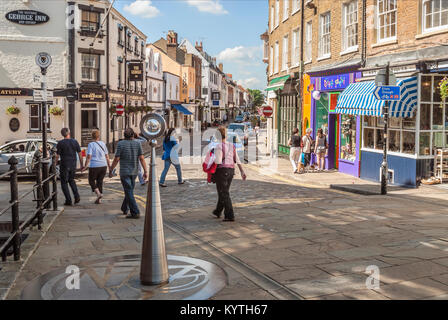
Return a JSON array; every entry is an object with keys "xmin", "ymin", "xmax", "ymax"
[{"xmin": 248, "ymin": 89, "xmax": 265, "ymax": 109}]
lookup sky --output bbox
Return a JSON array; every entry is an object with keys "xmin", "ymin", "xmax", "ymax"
[{"xmin": 114, "ymin": 0, "xmax": 268, "ymax": 90}]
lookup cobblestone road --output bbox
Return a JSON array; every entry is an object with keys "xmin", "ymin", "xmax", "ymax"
[{"xmin": 4, "ymin": 155, "xmax": 448, "ymax": 300}]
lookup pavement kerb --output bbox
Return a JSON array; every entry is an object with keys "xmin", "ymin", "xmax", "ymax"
[{"xmin": 2, "ymin": 206, "xmax": 65, "ymax": 300}]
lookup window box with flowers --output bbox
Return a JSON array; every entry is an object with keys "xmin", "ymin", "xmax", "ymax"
[
  {"xmin": 125, "ymin": 105, "xmax": 137, "ymax": 114},
  {"xmin": 49, "ymin": 106, "xmax": 64, "ymax": 116},
  {"xmin": 6, "ymin": 106, "xmax": 20, "ymax": 115}
]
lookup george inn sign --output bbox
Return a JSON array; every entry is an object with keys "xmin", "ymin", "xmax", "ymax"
[{"xmin": 6, "ymin": 10, "xmax": 50, "ymax": 25}]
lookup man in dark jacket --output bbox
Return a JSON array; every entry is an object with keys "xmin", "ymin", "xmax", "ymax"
[{"xmin": 56, "ymin": 128, "xmax": 84, "ymax": 206}]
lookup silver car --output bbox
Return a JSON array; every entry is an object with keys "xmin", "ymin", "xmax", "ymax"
[{"xmin": 0, "ymin": 139, "xmax": 58, "ymax": 175}]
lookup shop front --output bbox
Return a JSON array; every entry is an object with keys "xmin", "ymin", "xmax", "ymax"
[
  {"xmin": 310, "ymin": 72, "xmax": 361, "ymax": 175},
  {"xmin": 78, "ymin": 87, "xmax": 106, "ymax": 147}
]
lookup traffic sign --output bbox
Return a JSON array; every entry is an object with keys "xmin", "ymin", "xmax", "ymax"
[
  {"xmin": 262, "ymin": 105, "xmax": 273, "ymax": 117},
  {"xmin": 373, "ymin": 86, "xmax": 401, "ymax": 101},
  {"xmin": 33, "ymin": 89, "xmax": 53, "ymax": 102},
  {"xmin": 116, "ymin": 104, "xmax": 124, "ymax": 116},
  {"xmin": 35, "ymin": 52, "xmax": 52, "ymax": 69}
]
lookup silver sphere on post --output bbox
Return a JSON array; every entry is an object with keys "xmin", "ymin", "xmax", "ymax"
[{"xmin": 139, "ymin": 113, "xmax": 169, "ymax": 285}]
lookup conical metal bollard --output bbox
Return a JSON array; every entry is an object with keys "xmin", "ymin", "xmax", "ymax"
[{"xmin": 140, "ymin": 140, "xmax": 169, "ymax": 285}]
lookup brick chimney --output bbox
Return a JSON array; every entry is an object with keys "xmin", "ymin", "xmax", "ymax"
[
  {"xmin": 167, "ymin": 30, "xmax": 178, "ymax": 45},
  {"xmin": 166, "ymin": 30, "xmax": 178, "ymax": 61},
  {"xmin": 195, "ymin": 41, "xmax": 203, "ymax": 52},
  {"xmin": 218, "ymin": 63, "xmax": 223, "ymax": 72}
]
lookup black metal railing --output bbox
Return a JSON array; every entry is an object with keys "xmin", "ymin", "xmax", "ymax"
[{"xmin": 0, "ymin": 148, "xmax": 58, "ymax": 262}]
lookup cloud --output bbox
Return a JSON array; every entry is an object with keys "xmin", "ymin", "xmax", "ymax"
[
  {"xmin": 184, "ymin": 0, "xmax": 228, "ymax": 15},
  {"xmin": 123, "ymin": 0, "xmax": 160, "ymax": 18},
  {"xmin": 217, "ymin": 46, "xmax": 260, "ymax": 63},
  {"xmin": 238, "ymin": 77, "xmax": 262, "ymax": 89}
]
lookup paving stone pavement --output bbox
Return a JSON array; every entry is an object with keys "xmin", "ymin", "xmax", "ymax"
[{"xmin": 3, "ymin": 155, "xmax": 448, "ymax": 300}]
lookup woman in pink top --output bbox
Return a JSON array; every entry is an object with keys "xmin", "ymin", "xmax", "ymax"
[{"xmin": 212, "ymin": 126, "xmax": 247, "ymax": 221}]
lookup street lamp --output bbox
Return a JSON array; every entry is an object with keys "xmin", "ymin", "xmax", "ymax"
[{"xmin": 139, "ymin": 113, "xmax": 169, "ymax": 285}]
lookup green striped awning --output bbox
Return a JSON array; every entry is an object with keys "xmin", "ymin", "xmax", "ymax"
[{"xmin": 265, "ymin": 75, "xmax": 290, "ymax": 91}]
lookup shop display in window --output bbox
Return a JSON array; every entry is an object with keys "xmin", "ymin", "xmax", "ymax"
[
  {"xmin": 402, "ymin": 131, "xmax": 415, "ymax": 154},
  {"xmin": 340, "ymin": 115, "xmax": 356, "ymax": 162}
]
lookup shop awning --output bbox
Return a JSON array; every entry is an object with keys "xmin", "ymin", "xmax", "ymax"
[
  {"xmin": 335, "ymin": 77, "xmax": 418, "ymax": 118},
  {"xmin": 171, "ymin": 104, "xmax": 193, "ymax": 115},
  {"xmin": 265, "ymin": 75, "xmax": 290, "ymax": 91}
]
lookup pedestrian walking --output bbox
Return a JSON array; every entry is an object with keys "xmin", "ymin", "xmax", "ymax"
[
  {"xmin": 212, "ymin": 126, "xmax": 247, "ymax": 222},
  {"xmin": 82, "ymin": 129, "xmax": 111, "ymax": 204},
  {"xmin": 288, "ymin": 128, "xmax": 301, "ymax": 174},
  {"xmin": 314, "ymin": 128, "xmax": 328, "ymax": 171},
  {"xmin": 159, "ymin": 128, "xmax": 184, "ymax": 187},
  {"xmin": 56, "ymin": 128, "xmax": 84, "ymax": 206},
  {"xmin": 134, "ymin": 132, "xmax": 148, "ymax": 186},
  {"xmin": 301, "ymin": 128, "xmax": 313, "ymax": 170},
  {"xmin": 109, "ymin": 128, "xmax": 147, "ymax": 219}
]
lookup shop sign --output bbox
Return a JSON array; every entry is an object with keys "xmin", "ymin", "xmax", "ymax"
[
  {"xmin": 128, "ymin": 63, "xmax": 143, "ymax": 81},
  {"xmin": 212, "ymin": 100, "xmax": 219, "ymax": 106},
  {"xmin": 79, "ymin": 90, "xmax": 106, "ymax": 102},
  {"xmin": 0, "ymin": 88, "xmax": 32, "ymax": 96},
  {"xmin": 6, "ymin": 10, "xmax": 50, "ymax": 25},
  {"xmin": 320, "ymin": 74, "xmax": 350, "ymax": 91}
]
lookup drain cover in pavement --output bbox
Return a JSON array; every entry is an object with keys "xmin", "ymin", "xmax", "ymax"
[{"xmin": 21, "ymin": 254, "xmax": 227, "ymax": 300}]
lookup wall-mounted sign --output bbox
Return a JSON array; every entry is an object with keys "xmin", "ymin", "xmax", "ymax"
[
  {"xmin": 128, "ymin": 63, "xmax": 143, "ymax": 81},
  {"xmin": 6, "ymin": 10, "xmax": 50, "ymax": 25},
  {"xmin": 78, "ymin": 90, "xmax": 106, "ymax": 102},
  {"xmin": 9, "ymin": 118, "xmax": 20, "ymax": 132},
  {"xmin": 212, "ymin": 100, "xmax": 219, "ymax": 106},
  {"xmin": 320, "ymin": 74, "xmax": 350, "ymax": 91},
  {"xmin": 0, "ymin": 88, "xmax": 32, "ymax": 96}
]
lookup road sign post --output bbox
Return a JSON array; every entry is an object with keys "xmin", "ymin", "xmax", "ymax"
[{"xmin": 36, "ymin": 52, "xmax": 52, "ymax": 208}]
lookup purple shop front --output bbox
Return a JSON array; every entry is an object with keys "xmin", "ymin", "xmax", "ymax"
[{"xmin": 310, "ymin": 71, "xmax": 361, "ymax": 177}]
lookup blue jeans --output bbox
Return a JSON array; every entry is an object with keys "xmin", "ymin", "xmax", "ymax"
[
  {"xmin": 159, "ymin": 159, "xmax": 182, "ymax": 184},
  {"xmin": 120, "ymin": 175, "xmax": 139, "ymax": 215}
]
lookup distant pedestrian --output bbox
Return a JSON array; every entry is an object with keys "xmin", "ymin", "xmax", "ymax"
[
  {"xmin": 288, "ymin": 128, "xmax": 301, "ymax": 174},
  {"xmin": 301, "ymin": 128, "xmax": 313, "ymax": 170},
  {"xmin": 159, "ymin": 128, "xmax": 184, "ymax": 187},
  {"xmin": 56, "ymin": 128, "xmax": 84, "ymax": 206},
  {"xmin": 109, "ymin": 128, "xmax": 147, "ymax": 219},
  {"xmin": 82, "ymin": 129, "xmax": 111, "ymax": 204},
  {"xmin": 134, "ymin": 132, "xmax": 148, "ymax": 186},
  {"xmin": 314, "ymin": 128, "xmax": 328, "ymax": 171},
  {"xmin": 212, "ymin": 126, "xmax": 247, "ymax": 222}
]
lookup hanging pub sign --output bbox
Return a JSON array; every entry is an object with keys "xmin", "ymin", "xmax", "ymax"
[
  {"xmin": 128, "ymin": 63, "xmax": 143, "ymax": 81},
  {"xmin": 78, "ymin": 89, "xmax": 106, "ymax": 102},
  {"xmin": 5, "ymin": 10, "xmax": 50, "ymax": 25}
]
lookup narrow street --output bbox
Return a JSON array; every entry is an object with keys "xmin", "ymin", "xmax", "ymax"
[{"xmin": 4, "ymin": 152, "xmax": 448, "ymax": 300}]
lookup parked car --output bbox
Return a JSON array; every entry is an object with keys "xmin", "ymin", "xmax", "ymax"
[
  {"xmin": 227, "ymin": 123, "xmax": 249, "ymax": 146},
  {"xmin": 234, "ymin": 115, "xmax": 243, "ymax": 123},
  {"xmin": 0, "ymin": 139, "xmax": 58, "ymax": 176},
  {"xmin": 207, "ymin": 133, "xmax": 245, "ymax": 162}
]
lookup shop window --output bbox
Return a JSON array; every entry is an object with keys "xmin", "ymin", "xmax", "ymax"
[
  {"xmin": 433, "ymin": 132, "xmax": 444, "ymax": 152},
  {"xmin": 402, "ymin": 131, "xmax": 415, "ymax": 154},
  {"xmin": 434, "ymin": 76, "xmax": 444, "ymax": 103},
  {"xmin": 420, "ymin": 132, "xmax": 431, "ymax": 155},
  {"xmin": 375, "ymin": 129, "xmax": 385, "ymax": 150},
  {"xmin": 433, "ymin": 104, "xmax": 444, "ymax": 129},
  {"xmin": 446, "ymin": 133, "xmax": 448, "ymax": 147},
  {"xmin": 363, "ymin": 128, "xmax": 375, "ymax": 149},
  {"xmin": 421, "ymin": 76, "xmax": 432, "ymax": 102},
  {"xmin": 420, "ymin": 104, "xmax": 431, "ymax": 130},
  {"xmin": 389, "ymin": 117, "xmax": 401, "ymax": 128},
  {"xmin": 388, "ymin": 130, "xmax": 400, "ymax": 152},
  {"xmin": 315, "ymin": 99, "xmax": 329, "ymax": 136},
  {"xmin": 340, "ymin": 115, "xmax": 356, "ymax": 161},
  {"xmin": 363, "ymin": 116, "xmax": 376, "ymax": 127},
  {"xmin": 403, "ymin": 115, "xmax": 416, "ymax": 129}
]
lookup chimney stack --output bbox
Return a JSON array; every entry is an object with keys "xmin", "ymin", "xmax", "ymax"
[
  {"xmin": 195, "ymin": 41, "xmax": 203, "ymax": 52},
  {"xmin": 218, "ymin": 63, "xmax": 223, "ymax": 72}
]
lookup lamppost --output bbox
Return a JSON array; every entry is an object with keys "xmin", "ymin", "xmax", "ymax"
[{"xmin": 139, "ymin": 113, "xmax": 169, "ymax": 285}]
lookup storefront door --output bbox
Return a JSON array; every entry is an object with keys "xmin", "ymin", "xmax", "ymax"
[
  {"xmin": 278, "ymin": 94, "xmax": 297, "ymax": 154},
  {"xmin": 81, "ymin": 103, "xmax": 99, "ymax": 147}
]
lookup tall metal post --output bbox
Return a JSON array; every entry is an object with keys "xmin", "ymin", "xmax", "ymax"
[
  {"xmin": 140, "ymin": 139, "xmax": 169, "ymax": 285},
  {"xmin": 50, "ymin": 147, "xmax": 58, "ymax": 211},
  {"xmin": 381, "ymin": 62, "xmax": 390, "ymax": 195},
  {"xmin": 41, "ymin": 68, "xmax": 50, "ymax": 208},
  {"xmin": 8, "ymin": 157, "xmax": 20, "ymax": 261}
]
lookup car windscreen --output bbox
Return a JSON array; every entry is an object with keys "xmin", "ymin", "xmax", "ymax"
[
  {"xmin": 228, "ymin": 135, "xmax": 242, "ymax": 144},
  {"xmin": 228, "ymin": 124, "xmax": 245, "ymax": 131}
]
